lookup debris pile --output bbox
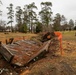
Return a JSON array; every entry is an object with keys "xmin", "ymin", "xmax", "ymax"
[{"xmin": 0, "ymin": 32, "xmax": 59, "ymax": 75}]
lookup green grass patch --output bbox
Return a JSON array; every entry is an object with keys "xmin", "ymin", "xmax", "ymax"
[{"xmin": 62, "ymin": 31, "xmax": 76, "ymax": 41}]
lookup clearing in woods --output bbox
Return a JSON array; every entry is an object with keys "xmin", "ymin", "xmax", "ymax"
[{"xmin": 0, "ymin": 31, "xmax": 76, "ymax": 75}]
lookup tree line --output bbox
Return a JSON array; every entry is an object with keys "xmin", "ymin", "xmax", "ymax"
[{"xmin": 0, "ymin": 1, "xmax": 76, "ymax": 33}]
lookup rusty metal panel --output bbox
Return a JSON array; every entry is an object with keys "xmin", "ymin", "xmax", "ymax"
[{"xmin": 0, "ymin": 40, "xmax": 51, "ymax": 66}]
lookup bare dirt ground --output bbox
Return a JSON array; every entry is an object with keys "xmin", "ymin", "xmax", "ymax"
[{"xmin": 20, "ymin": 40, "xmax": 76, "ymax": 75}]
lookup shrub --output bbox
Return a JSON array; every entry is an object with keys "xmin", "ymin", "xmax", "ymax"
[{"xmin": 20, "ymin": 23, "xmax": 27, "ymax": 33}]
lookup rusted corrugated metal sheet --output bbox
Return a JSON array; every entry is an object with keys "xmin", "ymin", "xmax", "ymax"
[{"xmin": 0, "ymin": 40, "xmax": 51, "ymax": 66}]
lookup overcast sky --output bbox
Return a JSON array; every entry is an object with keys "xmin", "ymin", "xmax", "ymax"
[{"xmin": 0, "ymin": 0, "xmax": 76, "ymax": 25}]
